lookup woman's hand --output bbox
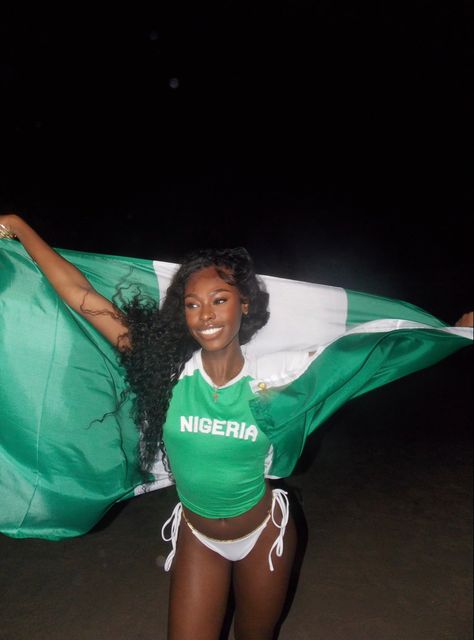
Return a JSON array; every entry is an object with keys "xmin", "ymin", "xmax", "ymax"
[
  {"xmin": 455, "ymin": 312, "xmax": 474, "ymax": 328},
  {"xmin": 0, "ymin": 213, "xmax": 20, "ymax": 239}
]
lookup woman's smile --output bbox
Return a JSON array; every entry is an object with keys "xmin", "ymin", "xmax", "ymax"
[
  {"xmin": 198, "ymin": 326, "xmax": 224, "ymax": 337},
  {"xmin": 184, "ymin": 266, "xmax": 248, "ymax": 353}
]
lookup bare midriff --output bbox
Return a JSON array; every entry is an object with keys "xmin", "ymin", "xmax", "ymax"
[{"xmin": 182, "ymin": 480, "xmax": 273, "ymax": 540}]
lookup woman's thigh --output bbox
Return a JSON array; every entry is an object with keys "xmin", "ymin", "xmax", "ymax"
[
  {"xmin": 232, "ymin": 511, "xmax": 297, "ymax": 640},
  {"xmin": 167, "ymin": 522, "xmax": 232, "ymax": 640}
]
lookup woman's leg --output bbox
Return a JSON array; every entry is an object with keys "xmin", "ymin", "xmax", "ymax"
[
  {"xmin": 167, "ymin": 520, "xmax": 232, "ymax": 640},
  {"xmin": 232, "ymin": 510, "xmax": 297, "ymax": 640}
]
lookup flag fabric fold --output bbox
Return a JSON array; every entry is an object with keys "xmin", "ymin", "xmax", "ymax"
[{"xmin": 0, "ymin": 240, "xmax": 472, "ymax": 540}]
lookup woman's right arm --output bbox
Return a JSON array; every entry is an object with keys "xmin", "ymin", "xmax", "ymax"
[{"xmin": 0, "ymin": 213, "xmax": 130, "ymax": 350}]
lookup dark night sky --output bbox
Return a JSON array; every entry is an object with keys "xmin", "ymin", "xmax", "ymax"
[{"xmin": 0, "ymin": 4, "xmax": 472, "ymax": 322}]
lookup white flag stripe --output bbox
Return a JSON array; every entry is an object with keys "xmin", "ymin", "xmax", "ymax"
[
  {"xmin": 339, "ymin": 319, "xmax": 473, "ymax": 340},
  {"xmin": 152, "ymin": 260, "xmax": 348, "ymax": 355}
]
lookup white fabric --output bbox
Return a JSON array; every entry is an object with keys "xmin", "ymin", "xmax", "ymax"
[
  {"xmin": 135, "ymin": 448, "xmax": 174, "ymax": 494},
  {"xmin": 161, "ymin": 489, "xmax": 290, "ymax": 572},
  {"xmin": 180, "ymin": 348, "xmax": 314, "ymax": 391},
  {"xmin": 152, "ymin": 260, "xmax": 348, "ymax": 355},
  {"xmin": 268, "ymin": 489, "xmax": 290, "ymax": 571},
  {"xmin": 161, "ymin": 502, "xmax": 183, "ymax": 571}
]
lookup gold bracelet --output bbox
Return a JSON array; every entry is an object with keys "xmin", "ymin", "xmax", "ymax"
[{"xmin": 0, "ymin": 223, "xmax": 16, "ymax": 239}]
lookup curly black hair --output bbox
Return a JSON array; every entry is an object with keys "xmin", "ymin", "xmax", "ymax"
[{"xmin": 119, "ymin": 247, "xmax": 270, "ymax": 473}]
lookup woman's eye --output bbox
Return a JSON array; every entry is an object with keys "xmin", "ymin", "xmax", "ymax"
[
  {"xmin": 185, "ymin": 302, "xmax": 199, "ymax": 309},
  {"xmin": 214, "ymin": 298, "xmax": 227, "ymax": 305}
]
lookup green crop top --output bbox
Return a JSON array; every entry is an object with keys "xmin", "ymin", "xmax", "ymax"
[
  {"xmin": 163, "ymin": 351, "xmax": 272, "ymax": 518},
  {"xmin": 163, "ymin": 349, "xmax": 314, "ymax": 518}
]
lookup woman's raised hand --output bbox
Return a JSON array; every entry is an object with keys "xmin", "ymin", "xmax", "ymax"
[
  {"xmin": 0, "ymin": 213, "xmax": 19, "ymax": 239},
  {"xmin": 455, "ymin": 311, "xmax": 474, "ymax": 328}
]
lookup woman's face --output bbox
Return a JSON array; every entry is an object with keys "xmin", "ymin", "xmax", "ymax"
[{"xmin": 184, "ymin": 266, "xmax": 249, "ymax": 353}]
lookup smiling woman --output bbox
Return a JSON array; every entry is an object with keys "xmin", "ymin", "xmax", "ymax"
[
  {"xmin": 121, "ymin": 251, "xmax": 302, "ymax": 639},
  {"xmin": 0, "ymin": 213, "xmax": 472, "ymax": 640},
  {"xmin": 184, "ymin": 266, "xmax": 249, "ymax": 369}
]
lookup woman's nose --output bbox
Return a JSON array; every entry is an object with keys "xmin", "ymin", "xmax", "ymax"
[{"xmin": 200, "ymin": 304, "xmax": 216, "ymax": 321}]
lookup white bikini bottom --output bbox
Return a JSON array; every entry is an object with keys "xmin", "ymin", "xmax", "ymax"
[{"xmin": 161, "ymin": 488, "xmax": 289, "ymax": 572}]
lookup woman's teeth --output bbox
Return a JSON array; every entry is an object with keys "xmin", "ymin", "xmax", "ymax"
[{"xmin": 200, "ymin": 327, "xmax": 222, "ymax": 335}]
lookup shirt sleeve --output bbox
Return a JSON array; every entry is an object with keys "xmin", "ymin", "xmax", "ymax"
[{"xmin": 246, "ymin": 350, "xmax": 315, "ymax": 391}]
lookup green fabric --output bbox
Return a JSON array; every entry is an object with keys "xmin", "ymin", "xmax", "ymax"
[
  {"xmin": 0, "ymin": 240, "xmax": 471, "ymax": 540},
  {"xmin": 251, "ymin": 328, "xmax": 472, "ymax": 477},
  {"xmin": 163, "ymin": 366, "xmax": 270, "ymax": 518},
  {"xmin": 0, "ymin": 241, "xmax": 159, "ymax": 539},
  {"xmin": 346, "ymin": 289, "xmax": 446, "ymax": 327}
]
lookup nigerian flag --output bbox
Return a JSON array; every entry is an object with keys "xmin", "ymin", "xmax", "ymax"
[{"xmin": 0, "ymin": 240, "xmax": 472, "ymax": 540}]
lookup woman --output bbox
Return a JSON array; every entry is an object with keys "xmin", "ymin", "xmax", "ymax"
[
  {"xmin": 1, "ymin": 213, "xmax": 472, "ymax": 639},
  {"xmin": 0, "ymin": 213, "xmax": 303, "ymax": 639}
]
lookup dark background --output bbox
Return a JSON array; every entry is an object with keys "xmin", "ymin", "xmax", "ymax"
[
  {"xmin": 0, "ymin": 7, "xmax": 472, "ymax": 638},
  {"xmin": 1, "ymin": 3, "xmax": 472, "ymax": 324}
]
